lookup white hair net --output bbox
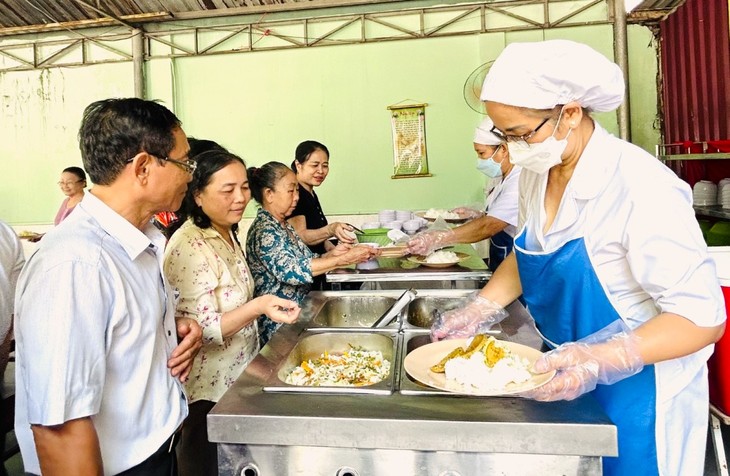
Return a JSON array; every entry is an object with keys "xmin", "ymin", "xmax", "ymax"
[
  {"xmin": 480, "ymin": 40, "xmax": 625, "ymax": 112},
  {"xmin": 473, "ymin": 117, "xmax": 502, "ymax": 145}
]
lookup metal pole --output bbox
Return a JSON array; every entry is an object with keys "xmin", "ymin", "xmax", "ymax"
[
  {"xmin": 132, "ymin": 28, "xmax": 145, "ymax": 99},
  {"xmin": 613, "ymin": 0, "xmax": 631, "ymax": 141}
]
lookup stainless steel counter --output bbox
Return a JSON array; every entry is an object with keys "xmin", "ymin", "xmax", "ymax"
[
  {"xmin": 326, "ymin": 244, "xmax": 491, "ymax": 287},
  {"xmin": 208, "ymin": 290, "xmax": 617, "ymax": 476}
]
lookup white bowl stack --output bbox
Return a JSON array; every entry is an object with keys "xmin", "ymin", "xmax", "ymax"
[
  {"xmin": 693, "ymin": 180, "xmax": 718, "ymax": 206},
  {"xmin": 402, "ymin": 219, "xmax": 422, "ymax": 234},
  {"xmin": 395, "ymin": 210, "xmax": 413, "ymax": 222},
  {"xmin": 719, "ymin": 179, "xmax": 730, "ymax": 208},
  {"xmin": 378, "ymin": 209, "xmax": 396, "ymax": 224},
  {"xmin": 382, "ymin": 220, "xmax": 403, "ymax": 231}
]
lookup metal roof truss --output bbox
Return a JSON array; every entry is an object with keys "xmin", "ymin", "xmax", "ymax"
[{"xmin": 0, "ymin": 0, "xmax": 611, "ymax": 72}]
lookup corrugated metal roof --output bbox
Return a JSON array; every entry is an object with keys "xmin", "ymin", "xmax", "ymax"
[{"xmin": 0, "ymin": 0, "xmax": 688, "ymax": 35}]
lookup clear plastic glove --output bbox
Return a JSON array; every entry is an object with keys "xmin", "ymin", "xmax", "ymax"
[
  {"xmin": 450, "ymin": 206, "xmax": 484, "ymax": 220},
  {"xmin": 407, "ymin": 229, "xmax": 456, "ymax": 256},
  {"xmin": 430, "ymin": 295, "xmax": 508, "ymax": 341},
  {"xmin": 523, "ymin": 321, "xmax": 644, "ymax": 402}
]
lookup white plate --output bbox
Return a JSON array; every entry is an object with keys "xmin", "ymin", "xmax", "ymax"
[
  {"xmin": 407, "ymin": 251, "xmax": 470, "ymax": 268},
  {"xmin": 404, "ymin": 338, "xmax": 555, "ymax": 396},
  {"xmin": 415, "ymin": 211, "xmax": 468, "ymax": 224}
]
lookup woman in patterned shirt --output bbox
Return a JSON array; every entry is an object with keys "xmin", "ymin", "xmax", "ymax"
[
  {"xmin": 164, "ymin": 150, "xmax": 301, "ymax": 476},
  {"xmin": 246, "ymin": 161, "xmax": 379, "ymax": 346}
]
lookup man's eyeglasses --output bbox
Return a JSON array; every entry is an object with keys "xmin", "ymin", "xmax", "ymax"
[
  {"xmin": 127, "ymin": 153, "xmax": 197, "ymax": 174},
  {"xmin": 158, "ymin": 155, "xmax": 197, "ymax": 174},
  {"xmin": 57, "ymin": 180, "xmax": 83, "ymax": 186},
  {"xmin": 490, "ymin": 117, "xmax": 551, "ymax": 146}
]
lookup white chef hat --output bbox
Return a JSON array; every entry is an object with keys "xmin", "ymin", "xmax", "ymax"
[
  {"xmin": 473, "ymin": 117, "xmax": 502, "ymax": 145},
  {"xmin": 480, "ymin": 40, "xmax": 625, "ymax": 112}
]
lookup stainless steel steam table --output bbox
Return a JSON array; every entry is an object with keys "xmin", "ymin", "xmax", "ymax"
[
  {"xmin": 208, "ymin": 289, "xmax": 617, "ymax": 476},
  {"xmin": 326, "ymin": 244, "xmax": 491, "ymax": 289}
]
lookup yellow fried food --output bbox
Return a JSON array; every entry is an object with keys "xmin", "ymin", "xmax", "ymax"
[
  {"xmin": 485, "ymin": 339, "xmax": 505, "ymax": 368},
  {"xmin": 430, "ymin": 347, "xmax": 465, "ymax": 373},
  {"xmin": 461, "ymin": 334, "xmax": 487, "ymax": 358}
]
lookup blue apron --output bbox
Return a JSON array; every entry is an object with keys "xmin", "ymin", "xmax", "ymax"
[
  {"xmin": 488, "ymin": 230, "xmax": 513, "ymax": 272},
  {"xmin": 514, "ymin": 230, "xmax": 658, "ymax": 476}
]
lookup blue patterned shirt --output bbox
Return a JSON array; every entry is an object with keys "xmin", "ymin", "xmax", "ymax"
[{"xmin": 246, "ymin": 208, "xmax": 315, "ymax": 346}]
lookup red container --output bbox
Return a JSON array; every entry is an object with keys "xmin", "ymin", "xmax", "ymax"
[{"xmin": 708, "ymin": 247, "xmax": 730, "ymax": 414}]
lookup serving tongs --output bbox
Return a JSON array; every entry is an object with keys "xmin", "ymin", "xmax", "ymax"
[
  {"xmin": 347, "ymin": 223, "xmax": 365, "ymax": 234},
  {"xmin": 372, "ymin": 288, "xmax": 418, "ymax": 329}
]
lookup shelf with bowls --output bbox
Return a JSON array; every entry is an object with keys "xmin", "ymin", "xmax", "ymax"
[{"xmin": 694, "ymin": 206, "xmax": 730, "ymax": 221}]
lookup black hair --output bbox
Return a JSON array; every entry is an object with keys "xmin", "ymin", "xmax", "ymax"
[
  {"xmin": 164, "ymin": 150, "xmax": 245, "ymax": 240},
  {"xmin": 248, "ymin": 162, "xmax": 293, "ymax": 204},
  {"xmin": 290, "ymin": 140, "xmax": 329, "ymax": 172},
  {"xmin": 62, "ymin": 166, "xmax": 87, "ymax": 183},
  {"xmin": 78, "ymin": 98, "xmax": 181, "ymax": 185},
  {"xmin": 188, "ymin": 137, "xmax": 228, "ymax": 159},
  {"xmin": 162, "ymin": 138, "xmax": 229, "ymax": 239}
]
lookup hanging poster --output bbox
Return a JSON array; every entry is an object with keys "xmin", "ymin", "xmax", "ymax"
[{"xmin": 388, "ymin": 103, "xmax": 431, "ymax": 178}]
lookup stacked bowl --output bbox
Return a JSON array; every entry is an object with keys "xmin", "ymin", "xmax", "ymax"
[
  {"xmin": 693, "ymin": 180, "xmax": 717, "ymax": 206},
  {"xmin": 395, "ymin": 210, "xmax": 413, "ymax": 222},
  {"xmin": 719, "ymin": 179, "xmax": 730, "ymax": 209},
  {"xmin": 378, "ymin": 210, "xmax": 396, "ymax": 224}
]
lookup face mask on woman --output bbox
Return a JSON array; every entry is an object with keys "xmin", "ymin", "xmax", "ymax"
[
  {"xmin": 475, "ymin": 147, "xmax": 503, "ymax": 178},
  {"xmin": 507, "ymin": 109, "xmax": 572, "ymax": 175}
]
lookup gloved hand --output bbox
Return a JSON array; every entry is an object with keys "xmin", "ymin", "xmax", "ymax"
[
  {"xmin": 450, "ymin": 206, "xmax": 484, "ymax": 220},
  {"xmin": 407, "ymin": 229, "xmax": 456, "ymax": 256},
  {"xmin": 430, "ymin": 295, "xmax": 508, "ymax": 341},
  {"xmin": 523, "ymin": 323, "xmax": 644, "ymax": 402}
]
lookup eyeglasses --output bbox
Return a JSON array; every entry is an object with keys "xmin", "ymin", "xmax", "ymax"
[
  {"xmin": 57, "ymin": 180, "xmax": 83, "ymax": 186},
  {"xmin": 490, "ymin": 117, "xmax": 551, "ymax": 146},
  {"xmin": 158, "ymin": 155, "xmax": 197, "ymax": 174},
  {"xmin": 127, "ymin": 153, "xmax": 197, "ymax": 174}
]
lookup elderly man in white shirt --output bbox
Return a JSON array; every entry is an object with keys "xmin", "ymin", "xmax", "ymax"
[{"xmin": 14, "ymin": 98, "xmax": 203, "ymax": 476}]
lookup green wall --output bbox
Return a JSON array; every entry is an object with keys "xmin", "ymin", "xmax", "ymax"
[{"xmin": 0, "ymin": 22, "xmax": 659, "ymax": 225}]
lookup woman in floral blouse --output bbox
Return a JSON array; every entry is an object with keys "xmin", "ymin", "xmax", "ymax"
[
  {"xmin": 246, "ymin": 161, "xmax": 379, "ymax": 346},
  {"xmin": 164, "ymin": 150, "xmax": 300, "ymax": 476}
]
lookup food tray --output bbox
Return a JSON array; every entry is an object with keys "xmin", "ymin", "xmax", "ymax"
[{"xmin": 262, "ymin": 331, "xmax": 400, "ymax": 395}]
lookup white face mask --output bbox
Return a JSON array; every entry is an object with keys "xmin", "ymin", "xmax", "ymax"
[{"xmin": 507, "ymin": 110, "xmax": 571, "ymax": 175}]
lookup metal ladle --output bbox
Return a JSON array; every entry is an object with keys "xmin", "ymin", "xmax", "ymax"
[{"xmin": 371, "ymin": 288, "xmax": 417, "ymax": 329}]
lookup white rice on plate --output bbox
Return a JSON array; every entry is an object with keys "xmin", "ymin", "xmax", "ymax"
[
  {"xmin": 425, "ymin": 250, "xmax": 459, "ymax": 264},
  {"xmin": 444, "ymin": 338, "xmax": 532, "ymax": 391},
  {"xmin": 424, "ymin": 208, "xmax": 460, "ymax": 220}
]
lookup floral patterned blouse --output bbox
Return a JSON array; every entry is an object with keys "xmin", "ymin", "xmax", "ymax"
[
  {"xmin": 163, "ymin": 220, "xmax": 258, "ymax": 403},
  {"xmin": 246, "ymin": 208, "xmax": 315, "ymax": 346}
]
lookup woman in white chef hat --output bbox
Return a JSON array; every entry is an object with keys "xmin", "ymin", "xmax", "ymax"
[
  {"xmin": 407, "ymin": 117, "xmax": 522, "ymax": 272},
  {"xmin": 431, "ymin": 39, "xmax": 725, "ymax": 476}
]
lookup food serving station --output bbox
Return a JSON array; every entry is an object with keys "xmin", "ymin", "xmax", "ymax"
[
  {"xmin": 208, "ymin": 289, "xmax": 617, "ymax": 476},
  {"xmin": 326, "ymin": 244, "xmax": 491, "ymax": 290}
]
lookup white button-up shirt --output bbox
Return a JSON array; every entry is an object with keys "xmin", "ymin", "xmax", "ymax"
[
  {"xmin": 0, "ymin": 220, "xmax": 23, "ymax": 346},
  {"xmin": 14, "ymin": 192, "xmax": 187, "ymax": 475},
  {"xmin": 486, "ymin": 165, "xmax": 522, "ymax": 237}
]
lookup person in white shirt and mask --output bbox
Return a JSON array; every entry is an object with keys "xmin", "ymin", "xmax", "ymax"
[
  {"xmin": 431, "ymin": 39, "xmax": 725, "ymax": 476},
  {"xmin": 407, "ymin": 118, "xmax": 522, "ymax": 271}
]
